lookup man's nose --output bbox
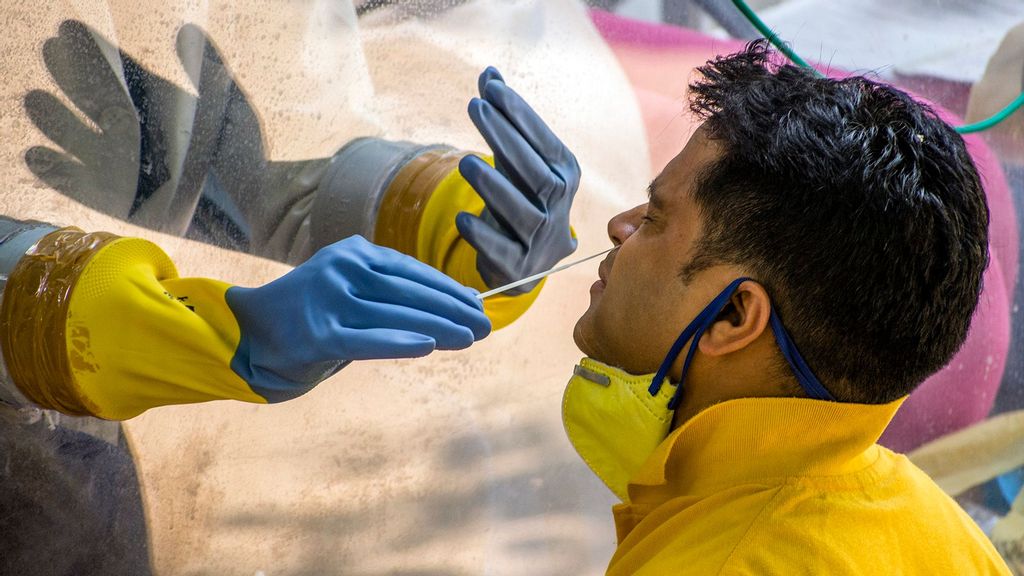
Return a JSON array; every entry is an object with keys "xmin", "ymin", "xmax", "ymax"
[{"xmin": 607, "ymin": 203, "xmax": 647, "ymax": 246}]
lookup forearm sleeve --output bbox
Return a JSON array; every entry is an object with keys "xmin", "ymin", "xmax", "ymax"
[{"xmin": 0, "ymin": 220, "xmax": 266, "ymax": 420}]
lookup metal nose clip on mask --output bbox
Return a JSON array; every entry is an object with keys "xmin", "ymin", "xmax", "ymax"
[{"xmin": 562, "ymin": 277, "xmax": 834, "ymax": 502}]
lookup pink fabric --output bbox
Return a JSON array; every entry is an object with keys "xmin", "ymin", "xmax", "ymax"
[{"xmin": 590, "ymin": 9, "xmax": 1019, "ymax": 452}]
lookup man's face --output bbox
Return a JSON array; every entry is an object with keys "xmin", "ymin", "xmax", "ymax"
[{"xmin": 573, "ymin": 128, "xmax": 725, "ymax": 375}]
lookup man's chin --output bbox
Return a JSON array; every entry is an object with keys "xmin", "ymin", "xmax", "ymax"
[{"xmin": 572, "ymin": 315, "xmax": 596, "ymax": 358}]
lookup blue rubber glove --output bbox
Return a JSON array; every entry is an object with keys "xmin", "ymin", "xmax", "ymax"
[
  {"xmin": 457, "ymin": 67, "xmax": 580, "ymax": 294},
  {"xmin": 225, "ymin": 235, "xmax": 491, "ymax": 402}
]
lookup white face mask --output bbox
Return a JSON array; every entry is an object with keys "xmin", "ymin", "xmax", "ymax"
[{"xmin": 563, "ymin": 277, "xmax": 835, "ymax": 501}]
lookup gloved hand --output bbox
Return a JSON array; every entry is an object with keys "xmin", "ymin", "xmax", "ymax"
[
  {"xmin": 1, "ymin": 230, "xmax": 490, "ymax": 419},
  {"xmin": 456, "ymin": 67, "xmax": 580, "ymax": 294},
  {"xmin": 24, "ymin": 20, "xmax": 141, "ymax": 219},
  {"xmin": 225, "ymin": 235, "xmax": 491, "ymax": 402},
  {"xmin": 25, "ymin": 20, "xmax": 221, "ymax": 231},
  {"xmin": 25, "ymin": 20, "xmax": 314, "ymax": 258}
]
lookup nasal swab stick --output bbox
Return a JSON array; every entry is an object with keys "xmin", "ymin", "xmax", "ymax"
[{"xmin": 476, "ymin": 247, "xmax": 614, "ymax": 300}]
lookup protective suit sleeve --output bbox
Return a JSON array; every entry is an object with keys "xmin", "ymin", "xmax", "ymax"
[
  {"xmin": 197, "ymin": 134, "xmax": 532, "ymax": 335},
  {"xmin": 0, "ymin": 228, "xmax": 265, "ymax": 419},
  {"xmin": 0, "ymin": 228, "xmax": 490, "ymax": 420},
  {"xmin": 0, "ymin": 218, "xmax": 62, "ymax": 408}
]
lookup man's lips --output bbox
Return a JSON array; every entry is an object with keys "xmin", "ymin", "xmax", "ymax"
[{"xmin": 597, "ymin": 251, "xmax": 615, "ymax": 285}]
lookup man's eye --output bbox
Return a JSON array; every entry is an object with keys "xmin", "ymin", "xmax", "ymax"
[{"xmin": 640, "ymin": 215, "xmax": 654, "ymax": 225}]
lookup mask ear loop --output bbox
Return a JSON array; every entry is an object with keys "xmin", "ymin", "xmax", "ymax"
[
  {"xmin": 649, "ymin": 277, "xmax": 835, "ymax": 410},
  {"xmin": 649, "ymin": 278, "xmax": 750, "ymax": 409},
  {"xmin": 768, "ymin": 312, "xmax": 835, "ymax": 401}
]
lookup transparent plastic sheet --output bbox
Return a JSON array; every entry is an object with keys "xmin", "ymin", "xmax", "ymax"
[
  {"xmin": 1, "ymin": 228, "xmax": 121, "ymax": 417},
  {"xmin": 2, "ymin": 0, "xmax": 1023, "ymax": 574},
  {"xmin": 4, "ymin": 1, "xmax": 647, "ymax": 574}
]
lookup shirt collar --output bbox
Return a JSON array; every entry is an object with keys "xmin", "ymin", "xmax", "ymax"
[{"xmin": 625, "ymin": 395, "xmax": 906, "ymax": 505}]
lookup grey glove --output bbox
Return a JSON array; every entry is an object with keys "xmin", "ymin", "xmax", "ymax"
[
  {"xmin": 25, "ymin": 20, "xmax": 327, "ymax": 262},
  {"xmin": 456, "ymin": 67, "xmax": 579, "ymax": 294},
  {"xmin": 24, "ymin": 20, "xmax": 141, "ymax": 220},
  {"xmin": 25, "ymin": 20, "xmax": 219, "ymax": 232}
]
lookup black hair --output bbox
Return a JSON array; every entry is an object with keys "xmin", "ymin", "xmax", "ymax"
[{"xmin": 684, "ymin": 40, "xmax": 989, "ymax": 404}]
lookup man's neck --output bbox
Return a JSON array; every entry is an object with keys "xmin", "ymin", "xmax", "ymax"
[{"xmin": 669, "ymin": 350, "xmax": 801, "ymax": 431}]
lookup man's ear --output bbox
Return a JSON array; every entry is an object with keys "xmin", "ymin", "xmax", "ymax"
[{"xmin": 698, "ymin": 280, "xmax": 771, "ymax": 357}]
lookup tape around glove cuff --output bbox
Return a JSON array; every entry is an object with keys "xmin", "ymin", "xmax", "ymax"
[{"xmin": 0, "ymin": 228, "xmax": 121, "ymax": 416}]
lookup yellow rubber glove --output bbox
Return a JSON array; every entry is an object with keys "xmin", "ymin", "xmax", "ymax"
[
  {"xmin": 375, "ymin": 151, "xmax": 575, "ymax": 331},
  {"xmin": 1, "ymin": 229, "xmax": 262, "ymax": 419},
  {"xmin": 0, "ymin": 229, "xmax": 489, "ymax": 420}
]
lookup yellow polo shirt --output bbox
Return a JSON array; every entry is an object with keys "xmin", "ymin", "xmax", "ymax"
[{"xmin": 608, "ymin": 397, "xmax": 1011, "ymax": 575}]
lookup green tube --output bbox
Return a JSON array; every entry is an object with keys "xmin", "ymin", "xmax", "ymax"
[
  {"xmin": 730, "ymin": 0, "xmax": 820, "ymax": 75},
  {"xmin": 956, "ymin": 91, "xmax": 1024, "ymax": 134},
  {"xmin": 728, "ymin": 0, "xmax": 1024, "ymax": 134}
]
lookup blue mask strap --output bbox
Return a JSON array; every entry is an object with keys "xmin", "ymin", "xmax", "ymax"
[
  {"xmin": 648, "ymin": 277, "xmax": 834, "ymax": 410},
  {"xmin": 649, "ymin": 278, "xmax": 748, "ymax": 408},
  {"xmin": 768, "ymin": 311, "xmax": 834, "ymax": 401}
]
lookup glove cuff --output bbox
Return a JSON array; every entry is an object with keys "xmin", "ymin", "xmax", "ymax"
[
  {"xmin": 0, "ymin": 218, "xmax": 60, "ymax": 408},
  {"xmin": 0, "ymin": 227, "xmax": 120, "ymax": 415},
  {"xmin": 373, "ymin": 146, "xmax": 470, "ymax": 256},
  {"xmin": 312, "ymin": 138, "xmax": 450, "ymax": 254}
]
